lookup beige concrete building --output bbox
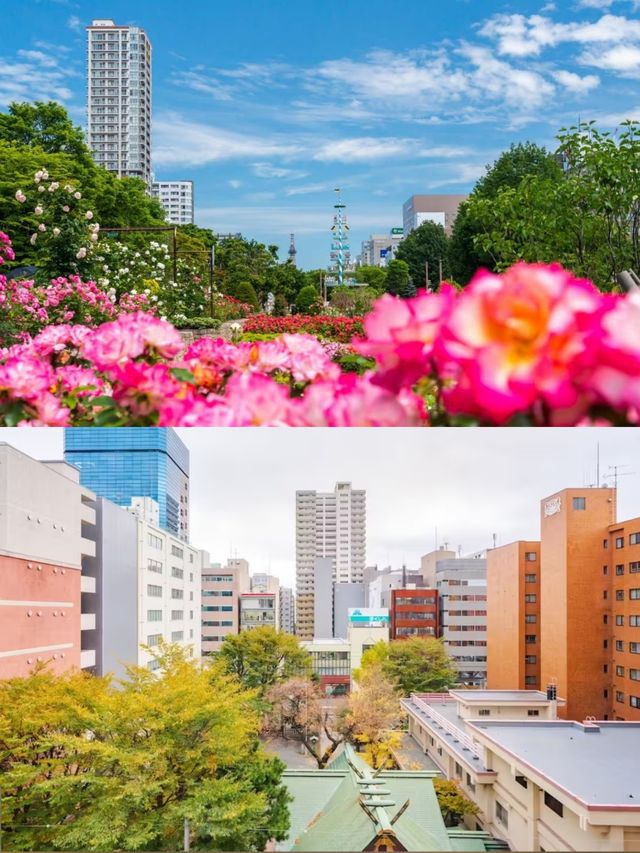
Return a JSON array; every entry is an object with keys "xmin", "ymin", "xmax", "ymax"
[
  {"xmin": 402, "ymin": 195, "xmax": 468, "ymax": 237},
  {"xmin": 403, "ymin": 690, "xmax": 640, "ymax": 851},
  {"xmin": 201, "ymin": 557, "xmax": 250, "ymax": 656}
]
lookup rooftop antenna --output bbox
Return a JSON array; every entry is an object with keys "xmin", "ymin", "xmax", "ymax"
[
  {"xmin": 596, "ymin": 441, "xmax": 600, "ymax": 488},
  {"xmin": 492, "ymin": 533, "xmax": 497, "ymax": 549},
  {"xmin": 606, "ymin": 464, "xmax": 634, "ymax": 491},
  {"xmin": 435, "ymin": 526, "xmax": 438, "ymax": 550},
  {"xmin": 458, "ymin": 544, "xmax": 462, "ymax": 557}
]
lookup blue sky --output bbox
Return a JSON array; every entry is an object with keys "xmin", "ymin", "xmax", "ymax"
[{"xmin": 4, "ymin": 0, "xmax": 640, "ymax": 268}]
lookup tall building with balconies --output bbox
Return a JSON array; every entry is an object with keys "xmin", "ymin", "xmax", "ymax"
[
  {"xmin": 296, "ymin": 482, "xmax": 366, "ymax": 640},
  {"xmin": 87, "ymin": 19, "xmax": 152, "ymax": 187},
  {"xmin": 0, "ymin": 444, "xmax": 97, "ymax": 678},
  {"xmin": 151, "ymin": 180, "xmax": 194, "ymax": 225}
]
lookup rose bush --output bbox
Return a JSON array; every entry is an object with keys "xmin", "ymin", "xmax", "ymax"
[
  {"xmin": 0, "ymin": 227, "xmax": 639, "ymax": 427},
  {"xmin": 243, "ymin": 314, "xmax": 364, "ymax": 343}
]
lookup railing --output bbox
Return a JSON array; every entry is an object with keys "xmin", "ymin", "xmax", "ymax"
[{"xmin": 407, "ymin": 695, "xmax": 483, "ymax": 761}]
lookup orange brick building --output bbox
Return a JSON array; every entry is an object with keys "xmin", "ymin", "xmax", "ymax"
[
  {"xmin": 487, "ymin": 488, "xmax": 640, "ymax": 722},
  {"xmin": 389, "ymin": 587, "xmax": 438, "ymax": 639},
  {"xmin": 487, "ymin": 541, "xmax": 540, "ymax": 691}
]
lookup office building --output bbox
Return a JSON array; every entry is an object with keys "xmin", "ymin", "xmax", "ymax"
[
  {"xmin": 295, "ymin": 482, "xmax": 366, "ymax": 640},
  {"xmin": 358, "ymin": 228, "xmax": 404, "ymax": 267},
  {"xmin": 91, "ymin": 497, "xmax": 202, "ymax": 678},
  {"xmin": 251, "ymin": 570, "xmax": 280, "ymax": 628},
  {"xmin": 279, "ymin": 586, "xmax": 295, "ymax": 634},
  {"xmin": 403, "ymin": 690, "xmax": 640, "ymax": 852},
  {"xmin": 201, "ymin": 558, "xmax": 250, "ymax": 655},
  {"xmin": 402, "ymin": 195, "xmax": 468, "ymax": 237},
  {"xmin": 64, "ymin": 428, "xmax": 190, "ymax": 542},
  {"xmin": 422, "ymin": 549, "xmax": 488, "ymax": 687},
  {"xmin": 389, "ymin": 587, "xmax": 439, "ymax": 639},
  {"xmin": 487, "ymin": 542, "xmax": 541, "ymax": 691},
  {"xmin": 366, "ymin": 565, "xmax": 423, "ymax": 608},
  {"xmin": 0, "ymin": 444, "xmax": 97, "ymax": 678},
  {"xmin": 86, "ymin": 19, "xmax": 152, "ymax": 186},
  {"xmin": 151, "ymin": 180, "xmax": 194, "ymax": 225},
  {"xmin": 303, "ymin": 608, "xmax": 390, "ymax": 695},
  {"xmin": 240, "ymin": 592, "xmax": 277, "ymax": 631},
  {"xmin": 487, "ymin": 487, "xmax": 640, "ymax": 722}
]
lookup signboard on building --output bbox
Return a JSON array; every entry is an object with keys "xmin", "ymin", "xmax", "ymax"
[
  {"xmin": 348, "ymin": 608, "xmax": 389, "ymax": 626},
  {"xmin": 390, "ymin": 227, "xmax": 404, "ymax": 235}
]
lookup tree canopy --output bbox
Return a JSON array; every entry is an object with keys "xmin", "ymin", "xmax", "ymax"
[
  {"xmin": 360, "ymin": 637, "xmax": 457, "ymax": 695},
  {"xmin": 0, "ymin": 101, "xmax": 91, "ymax": 163},
  {"xmin": 218, "ymin": 627, "xmax": 312, "ymax": 692},
  {"xmin": 0, "ymin": 644, "xmax": 290, "ymax": 851},
  {"xmin": 395, "ymin": 221, "xmax": 450, "ymax": 290}
]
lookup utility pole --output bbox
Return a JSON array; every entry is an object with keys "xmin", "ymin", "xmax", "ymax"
[
  {"xmin": 425, "ymin": 261, "xmax": 429, "ymax": 290},
  {"xmin": 438, "ymin": 257, "xmax": 443, "ymax": 284},
  {"xmin": 183, "ymin": 818, "xmax": 190, "ymax": 852}
]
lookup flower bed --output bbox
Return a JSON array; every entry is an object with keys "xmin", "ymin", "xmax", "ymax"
[
  {"xmin": 243, "ymin": 314, "xmax": 364, "ymax": 343},
  {"xmin": 1, "ymin": 226, "xmax": 639, "ymax": 427}
]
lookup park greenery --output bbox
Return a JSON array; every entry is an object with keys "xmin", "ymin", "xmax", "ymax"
[
  {"xmin": 0, "ymin": 644, "xmax": 290, "ymax": 852},
  {"xmin": 218, "ymin": 626, "xmax": 312, "ymax": 693}
]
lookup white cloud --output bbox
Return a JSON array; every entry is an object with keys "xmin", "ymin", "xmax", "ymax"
[
  {"xmin": 0, "ymin": 57, "xmax": 74, "ymax": 105},
  {"xmin": 17, "ymin": 50, "xmax": 59, "ymax": 68},
  {"xmin": 153, "ymin": 115, "xmax": 302, "ymax": 166},
  {"xmin": 580, "ymin": 43, "xmax": 640, "ymax": 74},
  {"xmin": 228, "ymin": 179, "xmax": 242, "ymax": 189},
  {"xmin": 285, "ymin": 182, "xmax": 332, "ymax": 196},
  {"xmin": 197, "ymin": 205, "xmax": 399, "ymax": 235},
  {"xmin": 460, "ymin": 44, "xmax": 556, "ymax": 109},
  {"xmin": 577, "ymin": 0, "xmax": 615, "ymax": 7},
  {"xmin": 252, "ymin": 162, "xmax": 308, "ymax": 179},
  {"xmin": 428, "ymin": 163, "xmax": 488, "ymax": 188},
  {"xmin": 313, "ymin": 137, "xmax": 415, "ymax": 162},
  {"xmin": 67, "ymin": 15, "xmax": 82, "ymax": 32},
  {"xmin": 596, "ymin": 104, "xmax": 640, "ymax": 124},
  {"xmin": 553, "ymin": 69, "xmax": 601, "ymax": 92},
  {"xmin": 418, "ymin": 146, "xmax": 472, "ymax": 158},
  {"xmin": 172, "ymin": 70, "xmax": 235, "ymax": 101}
]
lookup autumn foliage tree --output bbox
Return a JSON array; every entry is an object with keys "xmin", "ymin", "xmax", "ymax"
[
  {"xmin": 0, "ymin": 644, "xmax": 290, "ymax": 851},
  {"xmin": 218, "ymin": 626, "xmax": 312, "ymax": 693},
  {"xmin": 344, "ymin": 664, "xmax": 402, "ymax": 769},
  {"xmin": 360, "ymin": 637, "xmax": 457, "ymax": 695},
  {"xmin": 433, "ymin": 779, "xmax": 480, "ymax": 827}
]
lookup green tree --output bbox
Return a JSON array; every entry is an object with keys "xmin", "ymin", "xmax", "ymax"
[
  {"xmin": 295, "ymin": 283, "xmax": 321, "ymax": 315},
  {"xmin": 449, "ymin": 142, "xmax": 564, "ymax": 284},
  {"xmin": 360, "ymin": 637, "xmax": 456, "ymax": 695},
  {"xmin": 219, "ymin": 627, "xmax": 312, "ymax": 692},
  {"xmin": 0, "ymin": 101, "xmax": 91, "ymax": 164},
  {"xmin": 0, "ymin": 645, "xmax": 290, "ymax": 851},
  {"xmin": 395, "ymin": 221, "xmax": 450, "ymax": 289},
  {"xmin": 355, "ymin": 265, "xmax": 387, "ymax": 292},
  {"xmin": 235, "ymin": 280, "xmax": 261, "ymax": 312},
  {"xmin": 329, "ymin": 285, "xmax": 378, "ymax": 316},
  {"xmin": 433, "ymin": 779, "xmax": 480, "ymax": 827},
  {"xmin": 384, "ymin": 259, "xmax": 414, "ymax": 298}
]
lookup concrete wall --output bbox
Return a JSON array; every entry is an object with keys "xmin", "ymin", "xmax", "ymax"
[
  {"xmin": 334, "ymin": 582, "xmax": 365, "ymax": 638},
  {"xmin": 314, "ymin": 557, "xmax": 334, "ymax": 638}
]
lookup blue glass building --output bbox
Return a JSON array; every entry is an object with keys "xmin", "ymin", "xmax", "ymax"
[{"xmin": 64, "ymin": 428, "xmax": 190, "ymax": 541}]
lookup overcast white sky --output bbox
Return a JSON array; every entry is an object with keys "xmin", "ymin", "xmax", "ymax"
[{"xmin": 2, "ymin": 428, "xmax": 639, "ymax": 588}]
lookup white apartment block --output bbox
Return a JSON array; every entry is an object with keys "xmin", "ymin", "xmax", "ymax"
[
  {"xmin": 279, "ymin": 586, "xmax": 295, "ymax": 634},
  {"xmin": 87, "ymin": 19, "xmax": 152, "ymax": 186},
  {"xmin": 201, "ymin": 558, "xmax": 250, "ymax": 656},
  {"xmin": 403, "ymin": 690, "xmax": 640, "ymax": 852},
  {"xmin": 296, "ymin": 482, "xmax": 366, "ymax": 640},
  {"xmin": 94, "ymin": 497, "xmax": 202, "ymax": 677},
  {"xmin": 240, "ymin": 593, "xmax": 277, "ymax": 631},
  {"xmin": 151, "ymin": 180, "xmax": 194, "ymax": 225}
]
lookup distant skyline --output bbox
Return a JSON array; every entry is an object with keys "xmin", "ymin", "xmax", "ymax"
[
  {"xmin": 5, "ymin": 0, "xmax": 640, "ymax": 267},
  {"xmin": 2, "ymin": 428, "xmax": 640, "ymax": 588}
]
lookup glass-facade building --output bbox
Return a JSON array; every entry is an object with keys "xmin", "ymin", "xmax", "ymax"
[{"xmin": 64, "ymin": 428, "xmax": 189, "ymax": 541}]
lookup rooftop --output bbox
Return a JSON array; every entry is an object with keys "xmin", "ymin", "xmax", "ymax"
[
  {"xmin": 448, "ymin": 689, "xmax": 553, "ymax": 704},
  {"xmin": 469, "ymin": 721, "xmax": 640, "ymax": 810}
]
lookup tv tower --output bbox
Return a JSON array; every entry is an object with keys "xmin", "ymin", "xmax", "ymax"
[
  {"xmin": 330, "ymin": 188, "xmax": 351, "ymax": 286},
  {"xmin": 288, "ymin": 233, "xmax": 297, "ymax": 266}
]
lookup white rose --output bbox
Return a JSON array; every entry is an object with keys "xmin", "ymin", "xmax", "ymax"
[
  {"xmin": 85, "ymin": 210, "xmax": 93, "ymax": 220},
  {"xmin": 34, "ymin": 205, "xmax": 43, "ymax": 216},
  {"xmin": 53, "ymin": 227, "xmax": 61, "ymax": 237},
  {"xmin": 38, "ymin": 185, "xmax": 46, "ymax": 193},
  {"xmin": 76, "ymin": 247, "xmax": 87, "ymax": 259},
  {"xmin": 48, "ymin": 182, "xmax": 59, "ymax": 192},
  {"xmin": 90, "ymin": 233, "xmax": 98, "ymax": 242},
  {"xmin": 62, "ymin": 206, "xmax": 70, "ymax": 213},
  {"xmin": 15, "ymin": 190, "xmax": 26, "ymax": 203},
  {"xmin": 30, "ymin": 233, "xmax": 38, "ymax": 245},
  {"xmin": 74, "ymin": 191, "xmax": 82, "ymax": 200},
  {"xmin": 38, "ymin": 223, "xmax": 46, "ymax": 232}
]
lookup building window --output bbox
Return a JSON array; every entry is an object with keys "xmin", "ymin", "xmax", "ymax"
[
  {"xmin": 148, "ymin": 533, "xmax": 163, "ymax": 549},
  {"xmin": 616, "ymin": 641, "xmax": 624, "ymax": 651},
  {"xmin": 617, "ymin": 665, "xmax": 625, "ymax": 677},
  {"xmin": 527, "ymin": 709, "xmax": 539, "ymax": 717},
  {"xmin": 603, "ymin": 539, "xmax": 608, "ymax": 549},
  {"xmin": 616, "ymin": 590, "xmax": 625, "ymax": 600},
  {"xmin": 604, "ymin": 639, "xmax": 609, "ymax": 649},
  {"xmin": 147, "ymin": 584, "xmax": 162, "ymax": 597},
  {"xmin": 515, "ymin": 775, "xmax": 528, "ymax": 787},
  {"xmin": 525, "ymin": 574, "xmax": 537, "ymax": 583},
  {"xmin": 616, "ymin": 615, "xmax": 624, "ymax": 626},
  {"xmin": 630, "ymin": 533, "xmax": 640, "ymax": 545},
  {"xmin": 616, "ymin": 691, "xmax": 625, "ymax": 703},
  {"xmin": 604, "ymin": 688, "xmax": 608, "ymax": 698},
  {"xmin": 171, "ymin": 567, "xmax": 184, "ymax": 579},
  {"xmin": 525, "ymin": 594, "xmax": 537, "ymax": 603},
  {"xmin": 631, "ymin": 589, "xmax": 640, "ymax": 600},
  {"xmin": 603, "ymin": 614, "xmax": 609, "ymax": 625},
  {"xmin": 147, "ymin": 659, "xmax": 160, "ymax": 672},
  {"xmin": 495, "ymin": 801, "xmax": 508, "ymax": 827},
  {"xmin": 544, "ymin": 792, "xmax": 564, "ymax": 817},
  {"xmin": 525, "ymin": 655, "xmax": 537, "ymax": 664},
  {"xmin": 631, "ymin": 643, "xmax": 640, "ymax": 654},
  {"xmin": 171, "ymin": 588, "xmax": 184, "ymax": 600},
  {"xmin": 147, "ymin": 609, "xmax": 162, "ymax": 621},
  {"xmin": 631, "ymin": 696, "xmax": 640, "ymax": 708},
  {"xmin": 573, "ymin": 497, "xmax": 586, "ymax": 510},
  {"xmin": 525, "ymin": 675, "xmax": 537, "ymax": 685},
  {"xmin": 630, "ymin": 616, "xmax": 640, "ymax": 627},
  {"xmin": 603, "ymin": 589, "xmax": 608, "ymax": 599},
  {"xmin": 147, "ymin": 559, "xmax": 162, "ymax": 573},
  {"xmin": 603, "ymin": 565, "xmax": 608, "ymax": 575},
  {"xmin": 171, "ymin": 631, "xmax": 184, "ymax": 641},
  {"xmin": 525, "ymin": 552, "xmax": 537, "ymax": 561},
  {"xmin": 617, "ymin": 564, "xmax": 626, "ymax": 575},
  {"xmin": 171, "ymin": 545, "xmax": 184, "ymax": 558},
  {"xmin": 630, "ymin": 669, "xmax": 640, "ymax": 681},
  {"xmin": 525, "ymin": 614, "xmax": 537, "ymax": 623},
  {"xmin": 171, "ymin": 610, "xmax": 183, "ymax": 620},
  {"xmin": 616, "ymin": 537, "xmax": 625, "ymax": 549},
  {"xmin": 631, "ymin": 562, "xmax": 640, "ymax": 573},
  {"xmin": 478, "ymin": 709, "xmax": 490, "ymax": 716},
  {"xmin": 147, "ymin": 634, "xmax": 162, "ymax": 646},
  {"xmin": 525, "ymin": 634, "xmax": 537, "ymax": 644}
]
